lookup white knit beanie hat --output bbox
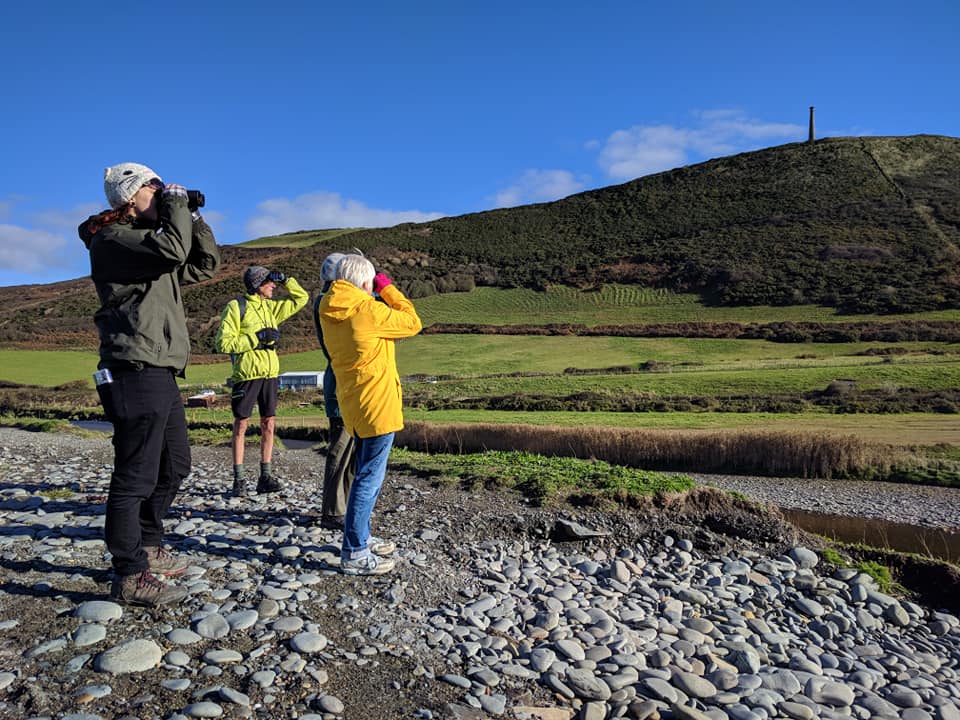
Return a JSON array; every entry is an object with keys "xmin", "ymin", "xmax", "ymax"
[{"xmin": 103, "ymin": 162, "xmax": 162, "ymax": 209}]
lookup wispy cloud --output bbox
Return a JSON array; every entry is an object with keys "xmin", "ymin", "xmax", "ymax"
[
  {"xmin": 492, "ymin": 169, "xmax": 588, "ymax": 208},
  {"xmin": 0, "ymin": 201, "xmax": 101, "ymax": 278},
  {"xmin": 30, "ymin": 203, "xmax": 101, "ymax": 231},
  {"xmin": 244, "ymin": 192, "xmax": 444, "ymax": 240},
  {"xmin": 0, "ymin": 224, "xmax": 71, "ymax": 274},
  {"xmin": 596, "ymin": 109, "xmax": 806, "ymax": 180}
]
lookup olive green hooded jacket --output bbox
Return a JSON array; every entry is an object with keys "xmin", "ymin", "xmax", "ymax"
[{"xmin": 79, "ymin": 194, "xmax": 221, "ymax": 376}]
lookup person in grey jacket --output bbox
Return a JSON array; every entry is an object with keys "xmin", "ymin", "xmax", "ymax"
[{"xmin": 79, "ymin": 162, "xmax": 220, "ymax": 606}]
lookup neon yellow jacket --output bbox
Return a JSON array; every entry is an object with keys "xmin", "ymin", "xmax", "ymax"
[
  {"xmin": 215, "ymin": 277, "xmax": 309, "ymax": 381},
  {"xmin": 318, "ymin": 281, "xmax": 422, "ymax": 438}
]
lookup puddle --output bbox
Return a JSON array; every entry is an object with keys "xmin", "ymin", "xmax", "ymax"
[
  {"xmin": 784, "ymin": 509, "xmax": 960, "ymax": 564},
  {"xmin": 71, "ymin": 420, "xmax": 113, "ymax": 433},
  {"xmin": 279, "ymin": 437, "xmax": 320, "ymax": 450},
  {"xmin": 71, "ymin": 422, "xmax": 320, "ymax": 451}
]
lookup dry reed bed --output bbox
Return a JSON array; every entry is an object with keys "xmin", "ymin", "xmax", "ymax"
[{"xmin": 396, "ymin": 421, "xmax": 899, "ymax": 480}]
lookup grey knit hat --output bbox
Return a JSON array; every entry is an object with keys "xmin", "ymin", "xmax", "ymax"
[
  {"xmin": 103, "ymin": 162, "xmax": 162, "ymax": 209},
  {"xmin": 243, "ymin": 266, "xmax": 271, "ymax": 294},
  {"xmin": 320, "ymin": 253, "xmax": 346, "ymax": 282}
]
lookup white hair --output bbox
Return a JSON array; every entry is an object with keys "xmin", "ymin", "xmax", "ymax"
[{"xmin": 336, "ymin": 254, "xmax": 375, "ymax": 290}]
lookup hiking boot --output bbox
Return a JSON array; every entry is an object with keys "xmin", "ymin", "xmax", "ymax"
[
  {"xmin": 341, "ymin": 554, "xmax": 395, "ymax": 576},
  {"xmin": 232, "ymin": 476, "xmax": 248, "ymax": 497},
  {"xmin": 257, "ymin": 475, "xmax": 282, "ymax": 494},
  {"xmin": 319, "ymin": 515, "xmax": 345, "ymax": 530},
  {"xmin": 110, "ymin": 570, "xmax": 187, "ymax": 607},
  {"xmin": 368, "ymin": 536, "xmax": 395, "ymax": 556},
  {"xmin": 145, "ymin": 546, "xmax": 190, "ymax": 577}
]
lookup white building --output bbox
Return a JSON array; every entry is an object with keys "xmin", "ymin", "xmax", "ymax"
[{"xmin": 278, "ymin": 371, "xmax": 323, "ymax": 391}]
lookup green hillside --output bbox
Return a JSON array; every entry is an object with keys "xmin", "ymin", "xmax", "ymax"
[{"xmin": 0, "ymin": 135, "xmax": 958, "ymax": 354}]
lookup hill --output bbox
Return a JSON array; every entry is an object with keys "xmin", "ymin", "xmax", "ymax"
[{"xmin": 0, "ymin": 134, "xmax": 958, "ymax": 353}]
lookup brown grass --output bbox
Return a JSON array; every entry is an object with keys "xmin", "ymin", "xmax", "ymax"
[{"xmin": 396, "ymin": 421, "xmax": 899, "ymax": 479}]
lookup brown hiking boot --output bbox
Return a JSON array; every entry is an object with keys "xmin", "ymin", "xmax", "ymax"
[
  {"xmin": 145, "ymin": 546, "xmax": 190, "ymax": 577},
  {"xmin": 110, "ymin": 570, "xmax": 187, "ymax": 607},
  {"xmin": 257, "ymin": 475, "xmax": 282, "ymax": 494}
]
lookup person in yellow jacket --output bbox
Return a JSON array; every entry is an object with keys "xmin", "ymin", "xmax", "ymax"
[
  {"xmin": 216, "ymin": 265, "xmax": 308, "ymax": 496},
  {"xmin": 318, "ymin": 254, "xmax": 422, "ymax": 575}
]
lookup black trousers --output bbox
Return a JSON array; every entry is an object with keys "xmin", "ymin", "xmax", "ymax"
[{"xmin": 97, "ymin": 366, "xmax": 191, "ymax": 576}]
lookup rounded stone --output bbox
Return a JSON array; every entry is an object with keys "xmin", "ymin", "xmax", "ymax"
[
  {"xmin": 75, "ymin": 601, "xmax": 123, "ymax": 623},
  {"xmin": 183, "ymin": 701, "xmax": 224, "ymax": 717},
  {"xmin": 167, "ymin": 628, "xmax": 203, "ymax": 645},
  {"xmin": 316, "ymin": 695, "xmax": 345, "ymax": 714},
  {"xmin": 94, "ymin": 639, "xmax": 163, "ymax": 674},
  {"xmin": 290, "ymin": 631, "xmax": 328, "ymax": 654},
  {"xmin": 73, "ymin": 624, "xmax": 108, "ymax": 647}
]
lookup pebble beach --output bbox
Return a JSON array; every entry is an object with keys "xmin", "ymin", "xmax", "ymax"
[{"xmin": 0, "ymin": 427, "xmax": 958, "ymax": 720}]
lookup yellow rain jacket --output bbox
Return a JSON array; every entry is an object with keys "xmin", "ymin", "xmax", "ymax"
[
  {"xmin": 318, "ymin": 281, "xmax": 422, "ymax": 438},
  {"xmin": 215, "ymin": 277, "xmax": 309, "ymax": 381}
]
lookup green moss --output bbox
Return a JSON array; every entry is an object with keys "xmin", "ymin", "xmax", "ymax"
[{"xmin": 389, "ymin": 448, "xmax": 693, "ymax": 505}]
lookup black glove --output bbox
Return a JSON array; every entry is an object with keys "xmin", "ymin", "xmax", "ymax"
[
  {"xmin": 268, "ymin": 270, "xmax": 287, "ymax": 284},
  {"xmin": 255, "ymin": 328, "xmax": 280, "ymax": 349}
]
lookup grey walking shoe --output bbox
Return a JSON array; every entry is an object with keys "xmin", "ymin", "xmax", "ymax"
[
  {"xmin": 341, "ymin": 555, "xmax": 395, "ymax": 576},
  {"xmin": 145, "ymin": 546, "xmax": 190, "ymax": 577},
  {"xmin": 368, "ymin": 536, "xmax": 395, "ymax": 556},
  {"xmin": 110, "ymin": 570, "xmax": 187, "ymax": 607}
]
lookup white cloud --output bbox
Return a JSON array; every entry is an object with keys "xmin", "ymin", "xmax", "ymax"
[
  {"xmin": 31, "ymin": 203, "xmax": 101, "ymax": 231},
  {"xmin": 0, "ymin": 224, "xmax": 70, "ymax": 273},
  {"xmin": 596, "ymin": 110, "xmax": 806, "ymax": 180},
  {"xmin": 244, "ymin": 192, "xmax": 444, "ymax": 240},
  {"xmin": 493, "ymin": 169, "xmax": 588, "ymax": 208}
]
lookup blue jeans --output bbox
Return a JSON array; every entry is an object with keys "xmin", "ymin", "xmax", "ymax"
[{"xmin": 342, "ymin": 432, "xmax": 394, "ymax": 561}]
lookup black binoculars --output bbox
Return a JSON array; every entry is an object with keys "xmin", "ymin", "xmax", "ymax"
[{"xmin": 187, "ymin": 190, "xmax": 205, "ymax": 211}]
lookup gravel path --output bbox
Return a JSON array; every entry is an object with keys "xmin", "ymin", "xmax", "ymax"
[{"xmin": 689, "ymin": 473, "xmax": 960, "ymax": 531}]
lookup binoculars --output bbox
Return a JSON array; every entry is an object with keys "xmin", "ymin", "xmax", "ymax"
[{"xmin": 187, "ymin": 190, "xmax": 205, "ymax": 211}]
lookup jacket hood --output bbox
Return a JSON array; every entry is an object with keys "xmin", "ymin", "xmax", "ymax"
[
  {"xmin": 322, "ymin": 280, "xmax": 370, "ymax": 322},
  {"xmin": 78, "ymin": 213, "xmax": 110, "ymax": 248}
]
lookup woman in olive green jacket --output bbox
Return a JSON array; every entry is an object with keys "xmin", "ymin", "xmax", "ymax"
[{"xmin": 79, "ymin": 162, "xmax": 220, "ymax": 607}]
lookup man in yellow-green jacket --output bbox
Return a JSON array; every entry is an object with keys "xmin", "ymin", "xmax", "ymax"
[
  {"xmin": 319, "ymin": 254, "xmax": 422, "ymax": 575},
  {"xmin": 216, "ymin": 265, "xmax": 308, "ymax": 496}
]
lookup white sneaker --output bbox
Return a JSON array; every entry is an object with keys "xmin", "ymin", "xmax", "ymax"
[
  {"xmin": 368, "ymin": 536, "xmax": 395, "ymax": 556},
  {"xmin": 341, "ymin": 554, "xmax": 395, "ymax": 576}
]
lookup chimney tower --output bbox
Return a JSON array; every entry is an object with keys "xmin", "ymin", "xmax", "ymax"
[{"xmin": 808, "ymin": 106, "xmax": 815, "ymax": 143}]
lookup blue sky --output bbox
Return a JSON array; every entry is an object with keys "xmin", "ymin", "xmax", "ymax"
[{"xmin": 1, "ymin": 0, "xmax": 957, "ymax": 287}]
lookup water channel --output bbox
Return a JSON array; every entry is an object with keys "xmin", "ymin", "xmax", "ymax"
[{"xmin": 70, "ymin": 421, "xmax": 958, "ymax": 562}]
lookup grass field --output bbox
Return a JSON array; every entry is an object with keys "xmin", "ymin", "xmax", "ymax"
[
  {"xmin": 3, "ymin": 337, "xmax": 959, "ymax": 396},
  {"xmin": 414, "ymin": 285, "xmax": 960, "ymax": 326},
  {"xmin": 1, "ymin": 289, "xmax": 957, "ymax": 455},
  {"xmin": 240, "ymin": 228, "xmax": 361, "ymax": 248}
]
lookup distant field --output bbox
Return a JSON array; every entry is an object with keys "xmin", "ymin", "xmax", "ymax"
[
  {"xmin": 240, "ymin": 228, "xmax": 360, "ymax": 248},
  {"xmin": 2, "ymin": 335, "xmax": 959, "ymax": 393},
  {"xmin": 414, "ymin": 286, "xmax": 960, "ymax": 326},
  {"xmin": 0, "ymin": 350, "xmax": 99, "ymax": 387},
  {"xmin": 407, "ymin": 360, "xmax": 960, "ymax": 397},
  {"xmin": 391, "ymin": 335, "xmax": 958, "ymax": 377}
]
